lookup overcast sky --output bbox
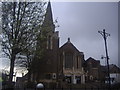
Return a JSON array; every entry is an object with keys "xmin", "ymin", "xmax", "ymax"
[
  {"xmin": 0, "ymin": 1, "xmax": 119, "ymax": 70},
  {"xmin": 51, "ymin": 2, "xmax": 118, "ymax": 66}
]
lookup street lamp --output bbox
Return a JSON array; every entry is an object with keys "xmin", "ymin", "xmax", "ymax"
[{"xmin": 98, "ymin": 29, "xmax": 111, "ymax": 88}]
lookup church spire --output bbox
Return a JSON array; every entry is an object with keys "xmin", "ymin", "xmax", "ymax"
[
  {"xmin": 42, "ymin": 1, "xmax": 55, "ymax": 33},
  {"xmin": 45, "ymin": 1, "xmax": 53, "ymax": 23}
]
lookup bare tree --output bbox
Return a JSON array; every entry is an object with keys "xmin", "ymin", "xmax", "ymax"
[{"xmin": 2, "ymin": 2, "xmax": 46, "ymax": 84}]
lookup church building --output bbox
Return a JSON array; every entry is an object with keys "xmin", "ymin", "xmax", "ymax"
[
  {"xmin": 59, "ymin": 38, "xmax": 85, "ymax": 84},
  {"xmin": 30, "ymin": 1, "xmax": 85, "ymax": 87}
]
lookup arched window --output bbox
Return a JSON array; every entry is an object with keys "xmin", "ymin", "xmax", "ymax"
[
  {"xmin": 47, "ymin": 35, "xmax": 53, "ymax": 49},
  {"xmin": 65, "ymin": 52, "xmax": 73, "ymax": 69}
]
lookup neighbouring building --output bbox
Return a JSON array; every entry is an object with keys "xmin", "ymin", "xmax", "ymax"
[
  {"xmin": 102, "ymin": 64, "xmax": 120, "ymax": 84},
  {"xmin": 84, "ymin": 58, "xmax": 120, "ymax": 83},
  {"xmin": 85, "ymin": 57, "xmax": 101, "ymax": 82}
]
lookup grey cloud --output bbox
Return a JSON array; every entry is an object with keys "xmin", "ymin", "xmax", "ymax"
[{"xmin": 52, "ymin": 2, "xmax": 118, "ymax": 66}]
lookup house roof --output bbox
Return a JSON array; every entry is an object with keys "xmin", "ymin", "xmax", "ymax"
[
  {"xmin": 109, "ymin": 64, "xmax": 120, "ymax": 73},
  {"xmin": 86, "ymin": 57, "xmax": 100, "ymax": 64},
  {"xmin": 85, "ymin": 57, "xmax": 100, "ymax": 68},
  {"xmin": 100, "ymin": 64, "xmax": 120, "ymax": 73}
]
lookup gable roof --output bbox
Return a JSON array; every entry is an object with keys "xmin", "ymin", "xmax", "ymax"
[
  {"xmin": 86, "ymin": 57, "xmax": 100, "ymax": 63},
  {"xmin": 86, "ymin": 57, "xmax": 100, "ymax": 68},
  {"xmin": 60, "ymin": 38, "xmax": 83, "ymax": 55},
  {"xmin": 100, "ymin": 64, "xmax": 120, "ymax": 73},
  {"xmin": 109, "ymin": 64, "xmax": 120, "ymax": 73}
]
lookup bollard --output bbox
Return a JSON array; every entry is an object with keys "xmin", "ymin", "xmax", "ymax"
[{"xmin": 36, "ymin": 83, "xmax": 44, "ymax": 90}]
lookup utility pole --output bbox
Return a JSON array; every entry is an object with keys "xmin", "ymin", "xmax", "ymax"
[{"xmin": 98, "ymin": 29, "xmax": 111, "ymax": 88}]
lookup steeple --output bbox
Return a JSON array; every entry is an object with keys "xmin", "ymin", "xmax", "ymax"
[
  {"xmin": 42, "ymin": 1, "xmax": 55, "ymax": 33},
  {"xmin": 45, "ymin": 1, "xmax": 53, "ymax": 24}
]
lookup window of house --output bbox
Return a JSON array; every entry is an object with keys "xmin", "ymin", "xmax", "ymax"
[{"xmin": 65, "ymin": 53, "xmax": 73, "ymax": 69}]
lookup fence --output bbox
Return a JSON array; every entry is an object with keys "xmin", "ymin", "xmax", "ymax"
[{"xmin": 13, "ymin": 87, "xmax": 120, "ymax": 90}]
